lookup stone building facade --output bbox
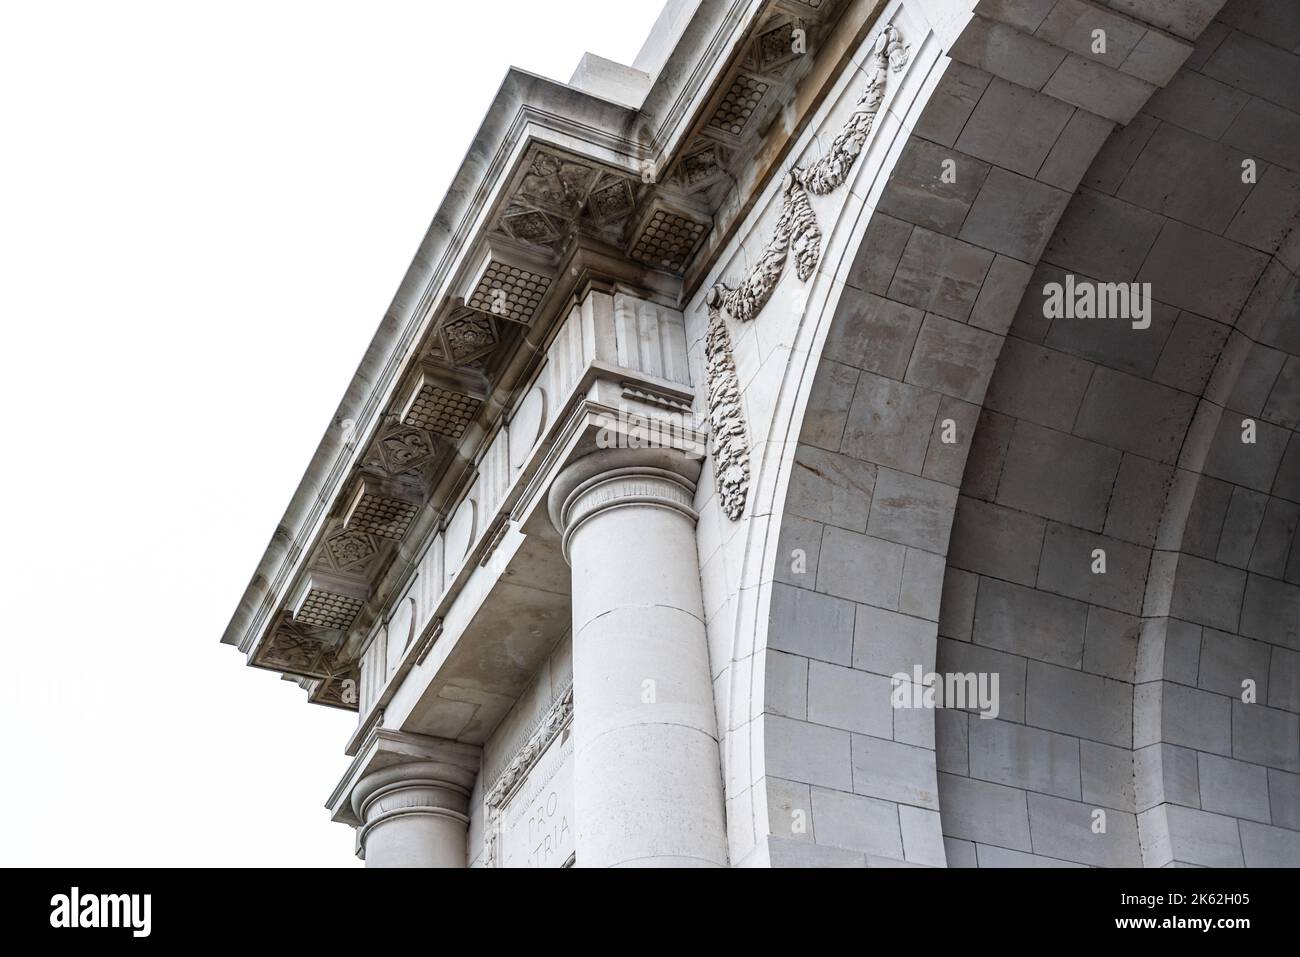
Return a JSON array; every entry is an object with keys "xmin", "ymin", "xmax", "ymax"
[{"xmin": 222, "ymin": 0, "xmax": 1300, "ymax": 867}]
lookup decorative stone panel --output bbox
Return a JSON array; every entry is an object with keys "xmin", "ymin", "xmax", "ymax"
[
  {"xmin": 753, "ymin": 19, "xmax": 806, "ymax": 73},
  {"xmin": 290, "ymin": 570, "xmax": 369, "ymax": 631},
  {"xmin": 374, "ymin": 421, "xmax": 438, "ymax": 476},
  {"xmin": 309, "ymin": 671, "xmax": 359, "ymax": 711},
  {"xmin": 585, "ymin": 173, "xmax": 637, "ymax": 227},
  {"xmin": 342, "ymin": 471, "xmax": 424, "ymax": 541},
  {"xmin": 627, "ymin": 200, "xmax": 711, "ymax": 273},
  {"xmin": 398, "ymin": 362, "xmax": 487, "ymax": 440},
  {"xmin": 709, "ymin": 73, "xmax": 771, "ymax": 138},
  {"xmin": 492, "ymin": 146, "xmax": 642, "ymax": 256},
  {"xmin": 255, "ymin": 614, "xmax": 347, "ymax": 679},
  {"xmin": 462, "ymin": 242, "xmax": 554, "ymax": 326},
  {"xmin": 672, "ymin": 142, "xmax": 732, "ymax": 193},
  {"xmin": 438, "ymin": 303, "xmax": 499, "ymax": 367}
]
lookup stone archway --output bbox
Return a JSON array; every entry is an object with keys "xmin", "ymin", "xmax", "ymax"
[
  {"xmin": 935, "ymin": 0, "xmax": 1300, "ymax": 868},
  {"xmin": 714, "ymin": 0, "xmax": 1300, "ymax": 866}
]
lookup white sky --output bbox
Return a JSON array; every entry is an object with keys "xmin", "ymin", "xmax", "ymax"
[{"xmin": 0, "ymin": 0, "xmax": 664, "ymax": 866}]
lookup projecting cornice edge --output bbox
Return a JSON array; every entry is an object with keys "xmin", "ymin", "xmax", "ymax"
[{"xmin": 219, "ymin": 3, "xmax": 777, "ymax": 661}]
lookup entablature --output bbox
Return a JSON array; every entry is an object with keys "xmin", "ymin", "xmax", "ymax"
[{"xmin": 225, "ymin": 0, "xmax": 884, "ymax": 717}]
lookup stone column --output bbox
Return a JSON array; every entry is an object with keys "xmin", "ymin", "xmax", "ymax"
[
  {"xmin": 549, "ymin": 448, "xmax": 728, "ymax": 867},
  {"xmin": 351, "ymin": 761, "xmax": 472, "ymax": 867}
]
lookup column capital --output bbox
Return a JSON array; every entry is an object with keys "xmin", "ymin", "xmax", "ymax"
[
  {"xmin": 352, "ymin": 760, "xmax": 473, "ymax": 853},
  {"xmin": 325, "ymin": 729, "xmax": 480, "ymax": 867},
  {"xmin": 547, "ymin": 448, "xmax": 701, "ymax": 559},
  {"xmin": 327, "ymin": 728, "xmax": 480, "ymax": 827}
]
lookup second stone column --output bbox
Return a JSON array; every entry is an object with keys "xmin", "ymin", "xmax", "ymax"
[{"xmin": 549, "ymin": 448, "xmax": 729, "ymax": 867}]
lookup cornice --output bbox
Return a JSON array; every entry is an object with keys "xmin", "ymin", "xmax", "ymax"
[
  {"xmin": 224, "ymin": 82, "xmax": 643, "ymax": 659},
  {"xmin": 222, "ymin": 0, "xmax": 860, "ymax": 707}
]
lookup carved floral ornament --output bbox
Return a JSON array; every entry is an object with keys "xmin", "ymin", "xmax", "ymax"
[{"xmin": 704, "ymin": 25, "xmax": 909, "ymax": 521}]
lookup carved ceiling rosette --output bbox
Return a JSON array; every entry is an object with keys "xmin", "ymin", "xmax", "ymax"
[
  {"xmin": 374, "ymin": 420, "xmax": 438, "ymax": 478},
  {"xmin": 439, "ymin": 304, "xmax": 499, "ymax": 367},
  {"xmin": 704, "ymin": 25, "xmax": 909, "ymax": 521}
]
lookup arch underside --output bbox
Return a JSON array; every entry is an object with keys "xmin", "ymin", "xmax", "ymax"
[{"xmin": 751, "ymin": 0, "xmax": 1300, "ymax": 867}]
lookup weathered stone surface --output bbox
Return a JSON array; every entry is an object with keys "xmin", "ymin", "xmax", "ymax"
[
  {"xmin": 1137, "ymin": 221, "xmax": 1271, "ymax": 323},
  {"xmin": 958, "ymin": 168, "xmax": 1072, "ymax": 262},
  {"xmin": 841, "ymin": 372, "xmax": 943, "ymax": 474},
  {"xmin": 1145, "ymin": 70, "xmax": 1252, "ymax": 140},
  {"xmin": 949, "ymin": 496, "xmax": 1047, "ymax": 586},
  {"xmin": 1081, "ymin": 739, "xmax": 1136, "ymax": 810},
  {"xmin": 949, "ymin": 16, "xmax": 1067, "ymax": 90},
  {"xmin": 939, "ymin": 637, "xmax": 1029, "ymax": 723},
  {"xmin": 852, "ymin": 734, "xmax": 940, "ymax": 809},
  {"xmin": 1232, "ymin": 701, "xmax": 1300, "ymax": 772},
  {"xmin": 969, "ymin": 255, "xmax": 1036, "ymax": 334},
  {"xmin": 867, "ymin": 468, "xmax": 960, "ymax": 554},
  {"xmin": 810, "ymin": 787, "xmax": 903, "ymax": 858},
  {"xmin": 905, "ymin": 314, "xmax": 1003, "ymax": 404},
  {"xmin": 847, "ymin": 213, "xmax": 913, "ymax": 296},
  {"xmin": 1118, "ymin": 122, "xmax": 1255, "ymax": 233},
  {"xmin": 767, "ymin": 716, "xmax": 852, "ymax": 791},
  {"xmin": 769, "ymin": 582, "xmax": 855, "ymax": 666},
  {"xmin": 889, "ymin": 227, "xmax": 995, "ymax": 322},
  {"xmin": 955, "ymin": 78, "xmax": 1074, "ymax": 176},
  {"xmin": 968, "ymin": 718, "xmax": 1082, "ymax": 798},
  {"xmin": 815, "ymin": 527, "xmax": 907, "ymax": 609},
  {"xmin": 1027, "ymin": 792, "xmax": 1142, "ymax": 866},
  {"xmin": 937, "ymin": 772, "xmax": 1033, "ymax": 851},
  {"xmin": 853, "ymin": 603, "xmax": 939, "ymax": 678},
  {"xmin": 799, "ymin": 360, "xmax": 858, "ymax": 451},
  {"xmin": 1036, "ymin": 522, "xmax": 1151, "ymax": 614},
  {"xmin": 983, "ymin": 338, "xmax": 1095, "ymax": 431},
  {"xmin": 824, "ymin": 290, "xmax": 924, "ymax": 379},
  {"xmin": 808, "ymin": 662, "xmax": 894, "ymax": 738},
  {"xmin": 1042, "ymin": 54, "xmax": 1156, "ymax": 124},
  {"xmin": 1224, "ymin": 96, "xmax": 1300, "ymax": 173},
  {"xmin": 1038, "ymin": 108, "xmax": 1115, "ymax": 192},
  {"xmin": 879, "ymin": 138, "xmax": 991, "ymax": 235},
  {"xmin": 1073, "ymin": 366, "xmax": 1199, "ymax": 465},
  {"xmin": 1026, "ymin": 660, "xmax": 1133, "ymax": 747},
  {"xmin": 974, "ymin": 577, "xmax": 1089, "ymax": 667},
  {"xmin": 914, "ymin": 61, "xmax": 992, "ymax": 148},
  {"xmin": 787, "ymin": 444, "xmax": 876, "ymax": 532},
  {"xmin": 1198, "ymin": 753, "xmax": 1271, "ymax": 822},
  {"xmin": 997, "ymin": 421, "xmax": 1121, "ymax": 529},
  {"xmin": 1083, "ymin": 606, "xmax": 1140, "ymax": 681},
  {"xmin": 1204, "ymin": 30, "xmax": 1300, "ymax": 114}
]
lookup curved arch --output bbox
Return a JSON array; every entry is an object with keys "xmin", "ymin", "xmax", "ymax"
[
  {"xmin": 934, "ymin": 0, "xmax": 1300, "ymax": 867},
  {"xmin": 708, "ymin": 0, "xmax": 1300, "ymax": 866}
]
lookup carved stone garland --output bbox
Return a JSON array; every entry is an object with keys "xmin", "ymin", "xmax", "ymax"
[{"xmin": 704, "ymin": 26, "xmax": 909, "ymax": 520}]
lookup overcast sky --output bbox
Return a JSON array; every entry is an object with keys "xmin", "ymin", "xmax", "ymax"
[{"xmin": 0, "ymin": 0, "xmax": 663, "ymax": 867}]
